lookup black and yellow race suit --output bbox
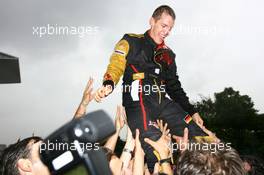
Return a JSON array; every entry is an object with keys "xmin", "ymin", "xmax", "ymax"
[{"xmin": 103, "ymin": 31, "xmax": 207, "ymax": 170}]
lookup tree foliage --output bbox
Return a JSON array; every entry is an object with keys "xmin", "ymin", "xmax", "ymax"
[{"xmin": 194, "ymin": 87, "xmax": 264, "ymax": 158}]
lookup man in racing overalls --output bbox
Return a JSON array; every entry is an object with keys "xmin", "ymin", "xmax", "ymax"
[{"xmin": 95, "ymin": 5, "xmax": 207, "ymax": 170}]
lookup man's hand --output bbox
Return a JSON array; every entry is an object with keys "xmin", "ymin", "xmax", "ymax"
[
  {"xmin": 144, "ymin": 130, "xmax": 171, "ymax": 159},
  {"xmin": 200, "ymin": 125, "xmax": 221, "ymax": 143},
  {"xmin": 156, "ymin": 119, "xmax": 171, "ymax": 136},
  {"xmin": 94, "ymin": 85, "xmax": 113, "ymax": 102},
  {"xmin": 74, "ymin": 77, "xmax": 94, "ymax": 118},
  {"xmin": 80, "ymin": 77, "xmax": 94, "ymax": 106},
  {"xmin": 115, "ymin": 106, "xmax": 126, "ymax": 132},
  {"xmin": 172, "ymin": 128, "xmax": 189, "ymax": 153},
  {"xmin": 192, "ymin": 113, "xmax": 204, "ymax": 127}
]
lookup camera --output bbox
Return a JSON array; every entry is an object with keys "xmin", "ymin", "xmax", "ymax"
[{"xmin": 40, "ymin": 110, "xmax": 115, "ymax": 175}]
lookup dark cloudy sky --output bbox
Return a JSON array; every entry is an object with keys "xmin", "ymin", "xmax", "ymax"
[{"xmin": 0, "ymin": 0, "xmax": 263, "ymax": 144}]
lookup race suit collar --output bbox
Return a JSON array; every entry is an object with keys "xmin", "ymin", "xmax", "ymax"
[{"xmin": 144, "ymin": 30, "xmax": 165, "ymax": 50}]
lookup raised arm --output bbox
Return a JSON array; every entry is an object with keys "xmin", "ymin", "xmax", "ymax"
[
  {"xmin": 104, "ymin": 106, "xmax": 125, "ymax": 152},
  {"xmin": 94, "ymin": 38, "xmax": 129, "ymax": 102},
  {"xmin": 74, "ymin": 77, "xmax": 94, "ymax": 119}
]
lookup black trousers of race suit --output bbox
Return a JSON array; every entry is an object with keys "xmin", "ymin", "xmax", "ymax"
[{"xmin": 124, "ymin": 89, "xmax": 206, "ymax": 172}]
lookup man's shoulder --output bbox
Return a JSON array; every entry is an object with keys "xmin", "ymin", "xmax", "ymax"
[
  {"xmin": 119, "ymin": 33, "xmax": 144, "ymax": 47},
  {"xmin": 125, "ymin": 33, "xmax": 144, "ymax": 38},
  {"xmin": 121, "ymin": 33, "xmax": 144, "ymax": 42}
]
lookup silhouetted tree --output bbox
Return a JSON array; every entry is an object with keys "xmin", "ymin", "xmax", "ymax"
[{"xmin": 194, "ymin": 87, "xmax": 264, "ymax": 158}]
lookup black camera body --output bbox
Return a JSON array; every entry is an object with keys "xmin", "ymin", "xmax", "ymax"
[{"xmin": 40, "ymin": 110, "xmax": 115, "ymax": 175}]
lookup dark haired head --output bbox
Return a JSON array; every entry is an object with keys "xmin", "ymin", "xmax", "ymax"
[
  {"xmin": 152, "ymin": 5, "xmax": 176, "ymax": 21},
  {"xmin": 0, "ymin": 136, "xmax": 42, "ymax": 175}
]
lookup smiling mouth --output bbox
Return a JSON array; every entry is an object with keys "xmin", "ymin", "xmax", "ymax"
[
  {"xmin": 160, "ymin": 34, "xmax": 167, "ymax": 38},
  {"xmin": 160, "ymin": 35, "xmax": 166, "ymax": 40}
]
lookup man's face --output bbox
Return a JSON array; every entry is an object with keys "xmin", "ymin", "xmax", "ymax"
[{"xmin": 150, "ymin": 12, "xmax": 175, "ymax": 44}]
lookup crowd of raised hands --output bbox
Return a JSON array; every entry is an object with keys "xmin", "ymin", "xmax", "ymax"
[
  {"xmin": 73, "ymin": 78, "xmax": 247, "ymax": 175},
  {"xmin": 95, "ymin": 106, "xmax": 225, "ymax": 175},
  {"xmin": 102, "ymin": 105, "xmax": 176, "ymax": 175}
]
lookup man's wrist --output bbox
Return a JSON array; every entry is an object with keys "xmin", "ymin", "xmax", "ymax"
[
  {"xmin": 123, "ymin": 148, "xmax": 133, "ymax": 155},
  {"xmin": 124, "ymin": 143, "xmax": 134, "ymax": 151},
  {"xmin": 114, "ymin": 129, "xmax": 120, "ymax": 135},
  {"xmin": 159, "ymin": 157, "xmax": 172, "ymax": 165},
  {"xmin": 81, "ymin": 101, "xmax": 89, "ymax": 107},
  {"xmin": 75, "ymin": 113, "xmax": 85, "ymax": 117}
]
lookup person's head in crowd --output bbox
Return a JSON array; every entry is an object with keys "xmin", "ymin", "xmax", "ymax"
[
  {"xmin": 176, "ymin": 143, "xmax": 246, "ymax": 175},
  {"xmin": 0, "ymin": 145, "xmax": 6, "ymax": 158},
  {"xmin": 240, "ymin": 155, "xmax": 264, "ymax": 175},
  {"xmin": 0, "ymin": 136, "xmax": 50, "ymax": 175}
]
